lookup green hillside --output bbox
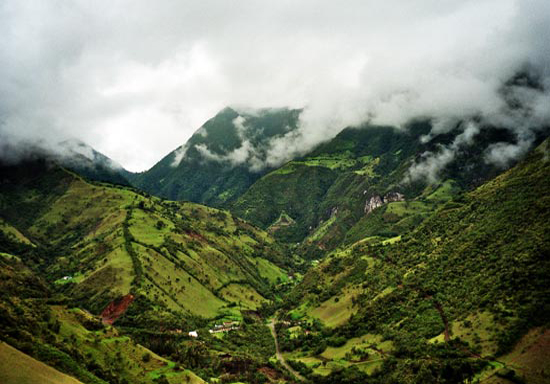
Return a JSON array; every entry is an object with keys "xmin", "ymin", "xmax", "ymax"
[
  {"xmin": 0, "ymin": 342, "xmax": 84, "ymax": 384},
  {"xmin": 231, "ymin": 123, "xmax": 544, "ymax": 259},
  {"xmin": 131, "ymin": 107, "xmax": 301, "ymax": 206},
  {"xmin": 0, "ymin": 159, "xmax": 298, "ymax": 383},
  {"xmin": 276, "ymin": 139, "xmax": 550, "ymax": 383},
  {"xmin": 0, "ymin": 159, "xmax": 289, "ymax": 320},
  {"xmin": 231, "ymin": 124, "xmax": 425, "ymax": 245},
  {"xmin": 0, "ymin": 252, "xmax": 207, "ymax": 384}
]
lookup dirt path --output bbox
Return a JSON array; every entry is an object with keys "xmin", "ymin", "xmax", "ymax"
[
  {"xmin": 267, "ymin": 319, "xmax": 306, "ymax": 382},
  {"xmin": 432, "ymin": 300, "xmax": 450, "ymax": 342}
]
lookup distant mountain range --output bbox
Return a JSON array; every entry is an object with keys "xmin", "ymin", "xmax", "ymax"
[{"xmin": 62, "ymin": 107, "xmax": 548, "ymax": 257}]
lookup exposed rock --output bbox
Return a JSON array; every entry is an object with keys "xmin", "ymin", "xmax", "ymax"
[
  {"xmin": 364, "ymin": 195, "xmax": 384, "ymax": 214},
  {"xmin": 384, "ymin": 191, "xmax": 405, "ymax": 203},
  {"xmin": 364, "ymin": 191, "xmax": 405, "ymax": 214}
]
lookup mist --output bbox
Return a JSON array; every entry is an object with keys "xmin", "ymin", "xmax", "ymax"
[{"xmin": 1, "ymin": 0, "xmax": 549, "ymax": 172}]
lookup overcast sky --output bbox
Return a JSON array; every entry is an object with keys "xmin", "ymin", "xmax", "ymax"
[{"xmin": 1, "ymin": 0, "xmax": 549, "ymax": 171}]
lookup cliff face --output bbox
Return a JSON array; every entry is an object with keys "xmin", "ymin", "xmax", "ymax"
[
  {"xmin": 364, "ymin": 195, "xmax": 384, "ymax": 214},
  {"xmin": 364, "ymin": 191, "xmax": 405, "ymax": 214}
]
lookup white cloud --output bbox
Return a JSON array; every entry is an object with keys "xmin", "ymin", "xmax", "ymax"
[
  {"xmin": 407, "ymin": 146, "xmax": 456, "ymax": 184},
  {"xmin": 406, "ymin": 122, "xmax": 481, "ymax": 182},
  {"xmin": 186, "ymin": 116, "xmax": 267, "ymax": 171},
  {"xmin": 0, "ymin": 0, "xmax": 549, "ymax": 171},
  {"xmin": 171, "ymin": 144, "xmax": 190, "ymax": 167},
  {"xmin": 484, "ymin": 141, "xmax": 530, "ymax": 168}
]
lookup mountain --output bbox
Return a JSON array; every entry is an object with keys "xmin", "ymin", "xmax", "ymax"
[
  {"xmin": 131, "ymin": 107, "xmax": 531, "ymax": 258},
  {"xmin": 231, "ymin": 122, "xmax": 548, "ymax": 258},
  {"xmin": 1, "ymin": 115, "xmax": 549, "ymax": 384},
  {"xmin": 231, "ymin": 123, "xmax": 430, "ymax": 244},
  {"xmin": 276, "ymin": 139, "xmax": 550, "ymax": 383},
  {"xmin": 130, "ymin": 107, "xmax": 301, "ymax": 206},
  {"xmin": 0, "ymin": 158, "xmax": 290, "ymax": 318},
  {"xmin": 0, "ymin": 138, "xmax": 131, "ymax": 186},
  {"xmin": 0, "ymin": 158, "xmax": 295, "ymax": 383},
  {"xmin": 55, "ymin": 139, "xmax": 132, "ymax": 186}
]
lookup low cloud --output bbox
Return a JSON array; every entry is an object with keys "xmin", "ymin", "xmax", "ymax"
[
  {"xmin": 407, "ymin": 147, "xmax": 456, "ymax": 184},
  {"xmin": 171, "ymin": 144, "xmax": 190, "ymax": 167},
  {"xmin": 406, "ymin": 122, "xmax": 481, "ymax": 183},
  {"xmin": 484, "ymin": 129, "xmax": 535, "ymax": 168},
  {"xmin": 180, "ymin": 116, "xmax": 267, "ymax": 171}
]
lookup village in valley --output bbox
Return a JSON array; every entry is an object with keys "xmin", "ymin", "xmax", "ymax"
[
  {"xmin": 169, "ymin": 320, "xmax": 241, "ymax": 339},
  {"xmin": 208, "ymin": 321, "xmax": 240, "ymax": 334}
]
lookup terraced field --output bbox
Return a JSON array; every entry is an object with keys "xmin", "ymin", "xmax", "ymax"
[{"xmin": 0, "ymin": 161, "xmax": 288, "ymax": 322}]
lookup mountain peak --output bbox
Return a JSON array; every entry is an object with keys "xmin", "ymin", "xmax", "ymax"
[{"xmin": 132, "ymin": 107, "xmax": 302, "ymax": 204}]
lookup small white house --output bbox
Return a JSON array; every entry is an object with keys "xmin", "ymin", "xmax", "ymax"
[{"xmin": 188, "ymin": 331, "xmax": 198, "ymax": 338}]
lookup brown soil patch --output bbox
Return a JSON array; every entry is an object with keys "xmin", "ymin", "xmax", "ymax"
[
  {"xmin": 101, "ymin": 294, "xmax": 134, "ymax": 324},
  {"xmin": 258, "ymin": 366, "xmax": 281, "ymax": 382}
]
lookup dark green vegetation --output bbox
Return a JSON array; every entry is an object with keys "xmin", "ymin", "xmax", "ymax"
[
  {"xmin": 277, "ymin": 139, "xmax": 550, "ymax": 383},
  {"xmin": 232, "ymin": 123, "xmax": 526, "ymax": 258},
  {"xmin": 131, "ymin": 107, "xmax": 301, "ymax": 206}
]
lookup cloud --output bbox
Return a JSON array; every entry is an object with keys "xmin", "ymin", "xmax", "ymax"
[
  {"xmin": 484, "ymin": 141, "xmax": 530, "ymax": 168},
  {"xmin": 181, "ymin": 116, "xmax": 267, "ymax": 171},
  {"xmin": 484, "ymin": 128, "xmax": 536, "ymax": 168},
  {"xmin": 406, "ymin": 121, "xmax": 481, "ymax": 183},
  {"xmin": 0, "ymin": 0, "xmax": 549, "ymax": 171},
  {"xmin": 407, "ymin": 146, "xmax": 456, "ymax": 184},
  {"xmin": 171, "ymin": 144, "xmax": 190, "ymax": 167}
]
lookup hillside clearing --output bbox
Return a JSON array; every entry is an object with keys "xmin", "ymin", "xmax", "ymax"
[{"xmin": 0, "ymin": 342, "xmax": 84, "ymax": 384}]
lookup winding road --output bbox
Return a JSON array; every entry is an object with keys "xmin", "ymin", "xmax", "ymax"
[{"xmin": 267, "ymin": 319, "xmax": 306, "ymax": 382}]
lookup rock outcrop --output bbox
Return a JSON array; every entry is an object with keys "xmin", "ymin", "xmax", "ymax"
[
  {"xmin": 364, "ymin": 191, "xmax": 405, "ymax": 214},
  {"xmin": 384, "ymin": 191, "xmax": 405, "ymax": 203},
  {"xmin": 364, "ymin": 195, "xmax": 385, "ymax": 214}
]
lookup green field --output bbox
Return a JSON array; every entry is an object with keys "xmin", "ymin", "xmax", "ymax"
[
  {"xmin": 429, "ymin": 311, "xmax": 499, "ymax": 356},
  {"xmin": 0, "ymin": 342, "xmax": 84, "ymax": 384},
  {"xmin": 308, "ymin": 286, "xmax": 361, "ymax": 328}
]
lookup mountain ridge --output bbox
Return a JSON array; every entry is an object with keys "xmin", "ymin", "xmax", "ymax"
[{"xmin": 130, "ymin": 107, "xmax": 302, "ymax": 206}]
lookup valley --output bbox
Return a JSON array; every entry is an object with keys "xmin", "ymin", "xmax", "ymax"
[
  {"xmin": 0, "ymin": 116, "xmax": 549, "ymax": 384},
  {"xmin": 2, "ymin": 2, "xmax": 550, "ymax": 383}
]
